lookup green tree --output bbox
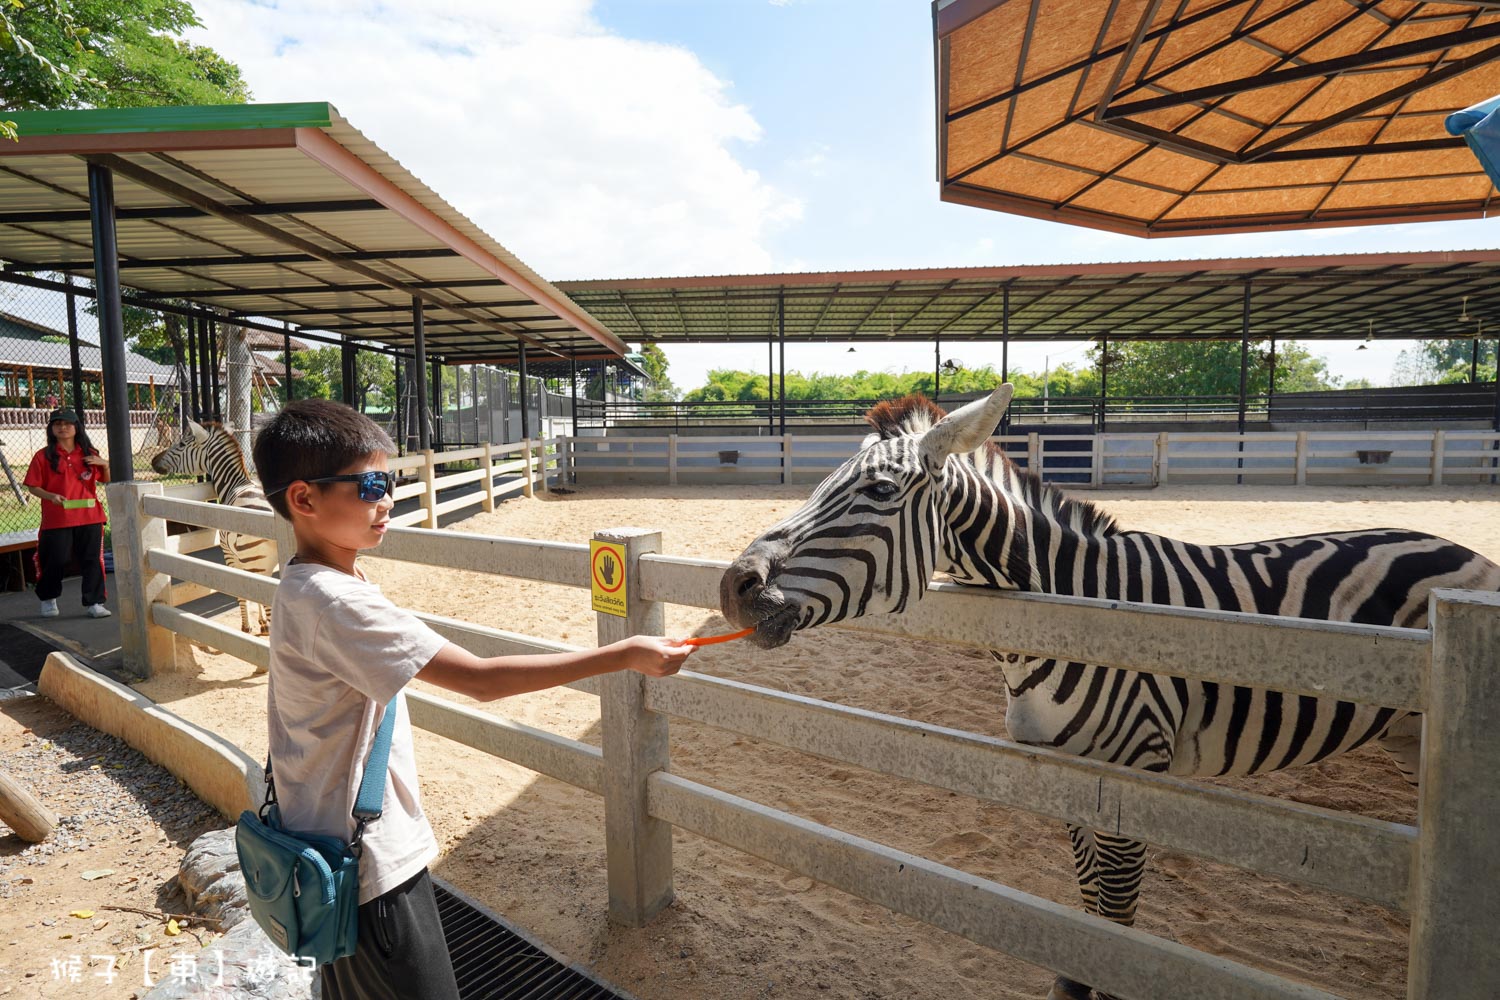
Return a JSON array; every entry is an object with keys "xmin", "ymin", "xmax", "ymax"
[
  {"xmin": 1392, "ymin": 339, "xmax": 1497, "ymax": 386},
  {"xmin": 1, "ymin": 0, "xmax": 249, "ymax": 140},
  {"xmin": 1085, "ymin": 340, "xmax": 1336, "ymax": 397},
  {"xmin": 639, "ymin": 343, "xmax": 678, "ymax": 402}
]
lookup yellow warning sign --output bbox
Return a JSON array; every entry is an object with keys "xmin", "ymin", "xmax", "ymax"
[{"xmin": 590, "ymin": 540, "xmax": 627, "ymax": 617}]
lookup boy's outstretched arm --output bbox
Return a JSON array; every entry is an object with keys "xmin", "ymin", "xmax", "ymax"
[{"xmin": 415, "ymin": 635, "xmax": 693, "ymax": 702}]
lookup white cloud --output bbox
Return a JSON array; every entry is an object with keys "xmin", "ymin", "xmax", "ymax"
[{"xmin": 187, "ymin": 0, "xmax": 800, "ymax": 280}]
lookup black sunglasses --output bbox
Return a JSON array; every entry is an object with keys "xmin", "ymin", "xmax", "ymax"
[{"xmin": 269, "ymin": 470, "xmax": 395, "ymax": 503}]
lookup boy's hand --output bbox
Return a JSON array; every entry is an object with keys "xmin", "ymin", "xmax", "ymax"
[{"xmin": 613, "ymin": 635, "xmax": 693, "ymax": 677}]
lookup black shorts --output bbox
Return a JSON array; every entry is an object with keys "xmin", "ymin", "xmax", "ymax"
[{"xmin": 319, "ymin": 867, "xmax": 460, "ymax": 1000}]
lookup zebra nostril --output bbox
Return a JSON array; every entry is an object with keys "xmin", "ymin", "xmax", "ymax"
[{"xmin": 736, "ymin": 572, "xmax": 762, "ymax": 599}]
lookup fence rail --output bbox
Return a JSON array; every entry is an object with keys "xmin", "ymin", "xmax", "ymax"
[
  {"xmin": 105, "ymin": 474, "xmax": 1500, "ymax": 999},
  {"xmin": 566, "ymin": 429, "xmax": 1500, "ymax": 488}
]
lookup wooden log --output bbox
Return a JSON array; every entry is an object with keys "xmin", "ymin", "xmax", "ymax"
[{"xmin": 0, "ymin": 765, "xmax": 58, "ymax": 842}]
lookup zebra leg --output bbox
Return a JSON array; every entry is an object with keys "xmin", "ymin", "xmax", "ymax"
[
  {"xmin": 1376, "ymin": 713, "xmax": 1422, "ymax": 786},
  {"xmin": 238, "ymin": 597, "xmax": 251, "ymax": 634},
  {"xmin": 1048, "ymin": 828, "xmax": 1145, "ymax": 1000}
]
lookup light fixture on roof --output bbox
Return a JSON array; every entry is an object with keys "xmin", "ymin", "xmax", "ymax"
[
  {"xmin": 1357, "ymin": 319, "xmax": 1373, "ymax": 350},
  {"xmin": 847, "ymin": 346, "xmax": 857, "ymax": 353},
  {"xmin": 1460, "ymin": 295, "xmax": 1472, "ymax": 323}
]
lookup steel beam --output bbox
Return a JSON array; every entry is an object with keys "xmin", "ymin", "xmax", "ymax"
[
  {"xmin": 518, "ymin": 346, "xmax": 530, "ymax": 441},
  {"xmin": 64, "ymin": 275, "xmax": 85, "ymax": 420},
  {"xmin": 413, "ymin": 297, "xmax": 431, "ymax": 452},
  {"xmin": 87, "ymin": 163, "xmax": 133, "ymax": 482}
]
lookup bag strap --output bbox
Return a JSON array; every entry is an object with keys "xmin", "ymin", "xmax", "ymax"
[{"xmin": 261, "ymin": 693, "xmax": 401, "ymax": 853}]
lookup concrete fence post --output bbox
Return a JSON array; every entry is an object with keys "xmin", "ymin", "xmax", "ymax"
[
  {"xmin": 782, "ymin": 433, "xmax": 793, "ymax": 486},
  {"xmin": 538, "ymin": 441, "xmax": 550, "ymax": 494},
  {"xmin": 1408, "ymin": 589, "xmax": 1500, "ymax": 998},
  {"xmin": 594, "ymin": 527, "xmax": 673, "ymax": 926},
  {"xmin": 668, "ymin": 434, "xmax": 678, "ymax": 487},
  {"xmin": 1431, "ymin": 430, "xmax": 1446, "ymax": 487},
  {"xmin": 1155, "ymin": 431, "xmax": 1170, "ymax": 486},
  {"xmin": 107, "ymin": 481, "xmax": 175, "ymax": 678},
  {"xmin": 1026, "ymin": 433, "xmax": 1041, "ymax": 479},
  {"xmin": 1294, "ymin": 431, "xmax": 1308, "ymax": 486},
  {"xmin": 420, "ymin": 449, "xmax": 438, "ymax": 528},
  {"xmin": 522, "ymin": 438, "xmax": 534, "ymax": 499},
  {"xmin": 1090, "ymin": 434, "xmax": 1103, "ymax": 487},
  {"xmin": 480, "ymin": 441, "xmax": 496, "ymax": 513}
]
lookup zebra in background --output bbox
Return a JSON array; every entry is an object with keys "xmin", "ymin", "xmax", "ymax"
[
  {"xmin": 151, "ymin": 420, "xmax": 279, "ymax": 642},
  {"xmin": 720, "ymin": 386, "xmax": 1500, "ymax": 1000}
]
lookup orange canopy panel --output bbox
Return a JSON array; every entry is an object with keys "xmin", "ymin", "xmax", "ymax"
[{"xmin": 933, "ymin": 0, "xmax": 1500, "ymax": 235}]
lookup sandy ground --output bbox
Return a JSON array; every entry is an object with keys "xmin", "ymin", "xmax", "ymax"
[{"xmin": 121, "ymin": 483, "xmax": 1500, "ymax": 1000}]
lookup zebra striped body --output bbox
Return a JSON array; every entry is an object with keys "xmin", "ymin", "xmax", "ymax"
[
  {"xmin": 721, "ymin": 388, "xmax": 1499, "ymax": 1000},
  {"xmin": 151, "ymin": 421, "xmax": 279, "ymax": 639}
]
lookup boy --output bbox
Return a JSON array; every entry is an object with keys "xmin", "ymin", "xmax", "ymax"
[{"xmin": 252, "ymin": 400, "xmax": 693, "ymax": 1000}]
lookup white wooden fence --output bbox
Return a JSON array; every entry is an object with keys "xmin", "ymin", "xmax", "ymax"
[
  {"xmin": 567, "ymin": 429, "xmax": 1500, "ymax": 487},
  {"xmin": 104, "ymin": 481, "xmax": 1500, "ymax": 1000}
]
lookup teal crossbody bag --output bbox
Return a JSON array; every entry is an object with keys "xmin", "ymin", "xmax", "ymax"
[{"xmin": 235, "ymin": 695, "xmax": 399, "ymax": 966}]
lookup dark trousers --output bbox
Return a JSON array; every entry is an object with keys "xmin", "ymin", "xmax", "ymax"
[
  {"xmin": 34, "ymin": 523, "xmax": 106, "ymax": 606},
  {"xmin": 320, "ymin": 868, "xmax": 460, "ymax": 1000}
]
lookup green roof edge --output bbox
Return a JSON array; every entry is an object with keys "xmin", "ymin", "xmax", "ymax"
[{"xmin": 3, "ymin": 102, "xmax": 335, "ymax": 136}]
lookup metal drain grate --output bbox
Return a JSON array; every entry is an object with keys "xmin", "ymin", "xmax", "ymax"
[{"xmin": 432, "ymin": 876, "xmax": 630, "ymax": 1000}]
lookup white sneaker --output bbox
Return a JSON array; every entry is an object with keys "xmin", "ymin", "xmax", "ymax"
[
  {"xmin": 38, "ymin": 599, "xmax": 59, "ymax": 618},
  {"xmin": 86, "ymin": 604, "xmax": 111, "ymax": 619}
]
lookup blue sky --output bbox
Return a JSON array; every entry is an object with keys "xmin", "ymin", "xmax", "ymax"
[{"xmin": 185, "ymin": 1, "xmax": 1500, "ymax": 390}]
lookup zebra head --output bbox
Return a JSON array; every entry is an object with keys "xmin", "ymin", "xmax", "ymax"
[
  {"xmin": 149, "ymin": 419, "xmax": 212, "ymax": 476},
  {"xmin": 721, "ymin": 385, "xmax": 1014, "ymax": 648}
]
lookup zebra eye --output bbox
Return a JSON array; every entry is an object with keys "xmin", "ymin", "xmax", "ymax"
[{"xmin": 857, "ymin": 480, "xmax": 900, "ymax": 501}]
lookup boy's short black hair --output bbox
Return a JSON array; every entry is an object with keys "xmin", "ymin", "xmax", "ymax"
[{"xmin": 253, "ymin": 399, "xmax": 396, "ymax": 518}]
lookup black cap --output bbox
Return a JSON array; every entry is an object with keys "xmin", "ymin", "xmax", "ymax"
[{"xmin": 48, "ymin": 408, "xmax": 80, "ymax": 425}]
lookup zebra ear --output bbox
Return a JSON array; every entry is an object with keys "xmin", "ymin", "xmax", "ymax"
[
  {"xmin": 918, "ymin": 384, "xmax": 1013, "ymax": 476},
  {"xmin": 859, "ymin": 431, "xmax": 880, "ymax": 451},
  {"xmin": 187, "ymin": 420, "xmax": 210, "ymax": 443}
]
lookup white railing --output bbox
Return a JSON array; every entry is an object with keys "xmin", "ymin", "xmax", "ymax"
[
  {"xmin": 564, "ymin": 430, "xmax": 1500, "ymax": 487},
  {"xmin": 105, "ymin": 484, "xmax": 1500, "ymax": 1000}
]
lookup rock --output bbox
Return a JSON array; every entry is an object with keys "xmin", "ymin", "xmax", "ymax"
[{"xmin": 137, "ymin": 827, "xmax": 317, "ymax": 999}]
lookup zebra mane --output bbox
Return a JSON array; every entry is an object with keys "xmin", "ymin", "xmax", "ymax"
[
  {"xmin": 864, "ymin": 395, "xmax": 1118, "ymax": 538},
  {"xmin": 202, "ymin": 421, "xmax": 253, "ymax": 480}
]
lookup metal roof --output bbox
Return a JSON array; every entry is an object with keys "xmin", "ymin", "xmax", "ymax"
[
  {"xmin": 0, "ymin": 102, "xmax": 626, "ymax": 364},
  {"xmin": 559, "ymin": 248, "xmax": 1500, "ymax": 343},
  {"xmin": 932, "ymin": 0, "xmax": 1500, "ymax": 236},
  {"xmin": 0, "ymin": 332, "xmax": 173, "ymax": 381}
]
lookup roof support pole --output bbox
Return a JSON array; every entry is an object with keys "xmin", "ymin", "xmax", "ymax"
[
  {"xmin": 393, "ymin": 354, "xmax": 403, "ymax": 454},
  {"xmin": 63, "ymin": 275, "xmax": 86, "ymax": 423},
  {"xmin": 340, "ymin": 340, "xmax": 356, "ymax": 407},
  {"xmin": 471, "ymin": 366, "xmax": 479, "ymax": 447},
  {"xmin": 87, "ymin": 162, "xmax": 133, "ymax": 483},
  {"xmin": 1493, "ymin": 332, "xmax": 1500, "ymax": 432},
  {"xmin": 1472, "ymin": 338, "xmax": 1480, "ymax": 383},
  {"xmin": 431, "ymin": 360, "xmax": 444, "ymax": 451},
  {"xmin": 766, "ymin": 334, "xmax": 774, "ymax": 434},
  {"xmin": 208, "ymin": 314, "xmax": 222, "ymax": 422},
  {"xmin": 197, "ymin": 315, "xmax": 211, "ymax": 422},
  {"xmin": 934, "ymin": 337, "xmax": 941, "ymax": 404},
  {"xmin": 1238, "ymin": 281, "xmax": 1251, "ymax": 434},
  {"xmin": 778, "ymin": 288, "xmax": 787, "ymax": 436},
  {"xmin": 570, "ymin": 355, "xmax": 579, "ymax": 440},
  {"xmin": 186, "ymin": 313, "xmax": 200, "ymax": 424},
  {"xmin": 518, "ymin": 346, "xmax": 530, "ymax": 442},
  {"xmin": 1268, "ymin": 337, "xmax": 1277, "ymax": 400},
  {"xmin": 412, "ymin": 297, "xmax": 431, "ymax": 452},
  {"xmin": 1099, "ymin": 335, "xmax": 1108, "ymax": 434},
  {"xmin": 486, "ymin": 367, "xmax": 496, "ymax": 445},
  {"xmin": 1001, "ymin": 287, "xmax": 1010, "ymax": 433},
  {"xmin": 283, "ymin": 324, "xmax": 294, "ymax": 404}
]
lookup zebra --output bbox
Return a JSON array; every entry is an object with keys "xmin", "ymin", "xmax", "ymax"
[
  {"xmin": 151, "ymin": 420, "xmax": 280, "ymax": 643},
  {"xmin": 719, "ymin": 385, "xmax": 1500, "ymax": 1000}
]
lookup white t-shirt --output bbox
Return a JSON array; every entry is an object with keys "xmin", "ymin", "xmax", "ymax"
[{"xmin": 265, "ymin": 559, "xmax": 451, "ymax": 904}]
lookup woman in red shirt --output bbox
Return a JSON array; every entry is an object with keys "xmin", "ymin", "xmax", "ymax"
[{"xmin": 22, "ymin": 408, "xmax": 111, "ymax": 619}]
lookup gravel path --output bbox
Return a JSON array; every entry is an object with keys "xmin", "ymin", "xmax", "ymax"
[{"xmin": 0, "ymin": 692, "xmax": 227, "ymax": 999}]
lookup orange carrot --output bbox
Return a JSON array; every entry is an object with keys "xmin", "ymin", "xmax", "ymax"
[{"xmin": 682, "ymin": 627, "xmax": 755, "ymax": 647}]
